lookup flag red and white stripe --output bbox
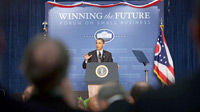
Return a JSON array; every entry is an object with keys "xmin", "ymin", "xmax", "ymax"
[
  {"xmin": 154, "ymin": 25, "xmax": 175, "ymax": 86},
  {"xmin": 47, "ymin": 0, "xmax": 162, "ymax": 8}
]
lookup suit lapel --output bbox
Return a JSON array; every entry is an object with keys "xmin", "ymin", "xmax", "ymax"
[
  {"xmin": 102, "ymin": 50, "xmax": 105, "ymax": 62},
  {"xmin": 94, "ymin": 50, "xmax": 98, "ymax": 62}
]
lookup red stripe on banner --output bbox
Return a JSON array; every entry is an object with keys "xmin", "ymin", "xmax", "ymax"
[
  {"xmin": 47, "ymin": 0, "xmax": 162, "ymax": 8},
  {"xmin": 154, "ymin": 64, "xmax": 173, "ymax": 85},
  {"xmin": 127, "ymin": 0, "xmax": 162, "ymax": 8},
  {"xmin": 86, "ymin": 3, "xmax": 123, "ymax": 8},
  {"xmin": 167, "ymin": 64, "xmax": 175, "ymax": 77},
  {"xmin": 47, "ymin": 2, "xmax": 83, "ymax": 8}
]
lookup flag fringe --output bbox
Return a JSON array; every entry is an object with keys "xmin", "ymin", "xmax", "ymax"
[{"xmin": 154, "ymin": 70, "xmax": 169, "ymax": 86}]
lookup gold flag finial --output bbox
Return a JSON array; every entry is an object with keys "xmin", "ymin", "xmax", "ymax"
[
  {"xmin": 42, "ymin": 21, "xmax": 48, "ymax": 37},
  {"xmin": 160, "ymin": 18, "xmax": 164, "ymax": 30}
]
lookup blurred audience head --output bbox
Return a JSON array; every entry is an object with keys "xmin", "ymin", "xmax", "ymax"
[
  {"xmin": 22, "ymin": 85, "xmax": 34, "ymax": 102},
  {"xmin": 21, "ymin": 35, "xmax": 69, "ymax": 94},
  {"xmin": 130, "ymin": 82, "xmax": 153, "ymax": 104},
  {"xmin": 97, "ymin": 82, "xmax": 128, "ymax": 111},
  {"xmin": 88, "ymin": 95, "xmax": 100, "ymax": 112}
]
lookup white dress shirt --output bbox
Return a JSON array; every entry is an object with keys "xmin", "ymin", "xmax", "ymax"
[{"xmin": 97, "ymin": 49, "xmax": 103, "ymax": 58}]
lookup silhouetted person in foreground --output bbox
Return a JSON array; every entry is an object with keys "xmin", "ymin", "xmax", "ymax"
[
  {"xmin": 130, "ymin": 82, "xmax": 153, "ymax": 104},
  {"xmin": 97, "ymin": 82, "xmax": 134, "ymax": 112},
  {"xmin": 22, "ymin": 35, "xmax": 83, "ymax": 112},
  {"xmin": 136, "ymin": 2, "xmax": 200, "ymax": 112}
]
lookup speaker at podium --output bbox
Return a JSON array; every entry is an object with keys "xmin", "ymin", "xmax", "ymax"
[{"xmin": 85, "ymin": 62, "xmax": 119, "ymax": 97}]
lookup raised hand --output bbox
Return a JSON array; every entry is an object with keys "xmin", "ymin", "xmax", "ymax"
[{"xmin": 84, "ymin": 54, "xmax": 92, "ymax": 61}]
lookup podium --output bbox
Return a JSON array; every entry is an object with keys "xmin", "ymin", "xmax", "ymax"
[{"xmin": 85, "ymin": 62, "xmax": 119, "ymax": 97}]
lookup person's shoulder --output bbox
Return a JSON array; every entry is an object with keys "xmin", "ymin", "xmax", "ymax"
[
  {"xmin": 88, "ymin": 50, "xmax": 96, "ymax": 54},
  {"xmin": 103, "ymin": 50, "xmax": 112, "ymax": 54}
]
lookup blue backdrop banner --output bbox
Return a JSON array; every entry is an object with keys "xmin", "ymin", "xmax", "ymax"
[{"xmin": 45, "ymin": 1, "xmax": 164, "ymax": 91}]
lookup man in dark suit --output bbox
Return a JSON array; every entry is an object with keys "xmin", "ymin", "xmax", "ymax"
[{"xmin": 82, "ymin": 38, "xmax": 113, "ymax": 69}]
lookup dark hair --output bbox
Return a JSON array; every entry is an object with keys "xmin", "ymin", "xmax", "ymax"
[
  {"xmin": 98, "ymin": 82, "xmax": 128, "ymax": 101},
  {"xmin": 130, "ymin": 82, "xmax": 153, "ymax": 103},
  {"xmin": 21, "ymin": 35, "xmax": 69, "ymax": 93},
  {"xmin": 97, "ymin": 38, "xmax": 105, "ymax": 44}
]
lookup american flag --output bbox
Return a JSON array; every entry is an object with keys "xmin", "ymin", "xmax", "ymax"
[{"xmin": 154, "ymin": 25, "xmax": 175, "ymax": 86}]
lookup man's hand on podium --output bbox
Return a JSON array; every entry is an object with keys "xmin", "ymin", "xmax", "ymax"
[
  {"xmin": 117, "ymin": 65, "xmax": 120, "ymax": 70},
  {"xmin": 84, "ymin": 54, "xmax": 92, "ymax": 62}
]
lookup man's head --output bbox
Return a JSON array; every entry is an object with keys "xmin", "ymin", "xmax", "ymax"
[
  {"xmin": 130, "ymin": 82, "xmax": 153, "ymax": 104},
  {"xmin": 22, "ymin": 35, "xmax": 69, "ymax": 94},
  {"xmin": 97, "ymin": 82, "xmax": 128, "ymax": 111},
  {"xmin": 96, "ymin": 38, "xmax": 105, "ymax": 51}
]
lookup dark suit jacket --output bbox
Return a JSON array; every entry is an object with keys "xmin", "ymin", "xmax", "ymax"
[
  {"xmin": 0, "ymin": 91, "xmax": 55, "ymax": 112},
  {"xmin": 26, "ymin": 94, "xmax": 84, "ymax": 112},
  {"xmin": 0, "ymin": 95, "xmax": 30, "ymax": 112},
  {"xmin": 102, "ymin": 100, "xmax": 134, "ymax": 112},
  {"xmin": 136, "ymin": 72, "xmax": 200, "ymax": 112},
  {"xmin": 82, "ymin": 50, "xmax": 113, "ymax": 69}
]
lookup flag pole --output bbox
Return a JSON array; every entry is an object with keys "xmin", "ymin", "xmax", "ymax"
[
  {"xmin": 160, "ymin": 18, "xmax": 164, "ymax": 30},
  {"xmin": 160, "ymin": 18, "xmax": 165, "ymax": 88}
]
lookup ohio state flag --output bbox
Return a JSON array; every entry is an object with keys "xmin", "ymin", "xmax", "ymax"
[{"xmin": 154, "ymin": 25, "xmax": 175, "ymax": 86}]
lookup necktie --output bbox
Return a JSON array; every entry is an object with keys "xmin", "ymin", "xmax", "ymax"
[
  {"xmin": 98, "ymin": 51, "xmax": 101, "ymax": 62},
  {"xmin": 99, "ymin": 51, "xmax": 101, "ymax": 58}
]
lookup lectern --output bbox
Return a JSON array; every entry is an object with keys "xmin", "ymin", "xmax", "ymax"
[{"xmin": 85, "ymin": 62, "xmax": 119, "ymax": 97}]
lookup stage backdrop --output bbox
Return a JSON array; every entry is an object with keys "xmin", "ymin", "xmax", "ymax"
[{"xmin": 45, "ymin": 0, "xmax": 164, "ymax": 91}]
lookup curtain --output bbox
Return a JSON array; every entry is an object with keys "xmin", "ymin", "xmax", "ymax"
[
  {"xmin": 0, "ymin": 0, "xmax": 47, "ymax": 95},
  {"xmin": 164, "ymin": 0, "xmax": 198, "ymax": 79}
]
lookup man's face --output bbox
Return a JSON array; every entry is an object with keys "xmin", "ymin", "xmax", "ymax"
[{"xmin": 96, "ymin": 39, "xmax": 105, "ymax": 51}]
